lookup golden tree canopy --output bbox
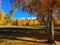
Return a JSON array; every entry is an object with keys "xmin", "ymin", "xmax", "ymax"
[
  {"xmin": 0, "ymin": 9, "xmax": 5, "ymax": 18},
  {"xmin": 10, "ymin": 0, "xmax": 60, "ymax": 16}
]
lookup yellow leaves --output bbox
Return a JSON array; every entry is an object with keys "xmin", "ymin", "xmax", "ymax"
[
  {"xmin": 22, "ymin": 19, "xmax": 28, "ymax": 25},
  {"xmin": 17, "ymin": 19, "xmax": 28, "ymax": 26},
  {"xmin": 0, "ymin": 15, "xmax": 40, "ymax": 26},
  {"xmin": 12, "ymin": 19, "xmax": 17, "ymax": 25},
  {"xmin": 28, "ymin": 19, "xmax": 34, "ymax": 26},
  {"xmin": 0, "ymin": 18, "xmax": 6, "ymax": 25},
  {"xmin": 53, "ymin": 16, "xmax": 60, "ymax": 24},
  {"xmin": 28, "ymin": 19, "xmax": 40, "ymax": 26},
  {"xmin": 33, "ymin": 19, "xmax": 40, "ymax": 25},
  {"xmin": 12, "ymin": 19, "xmax": 40, "ymax": 26},
  {"xmin": 17, "ymin": 19, "xmax": 22, "ymax": 26},
  {"xmin": 0, "ymin": 10, "xmax": 5, "ymax": 19},
  {"xmin": 6, "ymin": 23, "xmax": 12, "ymax": 26}
]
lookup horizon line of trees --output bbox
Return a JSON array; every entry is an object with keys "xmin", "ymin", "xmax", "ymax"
[
  {"xmin": 0, "ymin": 16, "xmax": 60, "ymax": 26},
  {"xmin": 12, "ymin": 18, "xmax": 40, "ymax": 26}
]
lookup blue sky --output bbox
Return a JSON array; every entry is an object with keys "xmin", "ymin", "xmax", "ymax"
[{"xmin": 1, "ymin": 0, "xmax": 36, "ymax": 19}]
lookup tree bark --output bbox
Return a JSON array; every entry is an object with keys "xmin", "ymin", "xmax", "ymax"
[{"xmin": 47, "ymin": 10, "xmax": 55, "ymax": 43}]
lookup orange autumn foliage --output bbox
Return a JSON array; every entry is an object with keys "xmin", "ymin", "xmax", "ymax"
[
  {"xmin": 28, "ymin": 19, "xmax": 34, "ymax": 26},
  {"xmin": 17, "ymin": 19, "xmax": 22, "ymax": 26},
  {"xmin": 12, "ymin": 19, "xmax": 40, "ymax": 26},
  {"xmin": 22, "ymin": 19, "xmax": 28, "ymax": 25},
  {"xmin": 0, "ymin": 18, "xmax": 6, "ymax": 25},
  {"xmin": 12, "ymin": 19, "xmax": 17, "ymax": 25},
  {"xmin": 53, "ymin": 16, "xmax": 60, "ymax": 24},
  {"xmin": 33, "ymin": 19, "xmax": 40, "ymax": 25}
]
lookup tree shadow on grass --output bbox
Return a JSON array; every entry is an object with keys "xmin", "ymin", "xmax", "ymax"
[
  {"xmin": 55, "ymin": 32, "xmax": 60, "ymax": 42},
  {"xmin": 0, "ymin": 29, "xmax": 59, "ymax": 44},
  {"xmin": 0, "ymin": 30, "xmax": 48, "ymax": 39}
]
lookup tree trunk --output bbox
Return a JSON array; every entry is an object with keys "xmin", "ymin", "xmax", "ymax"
[
  {"xmin": 48, "ymin": 20, "xmax": 54, "ymax": 43},
  {"xmin": 41, "ymin": 16, "xmax": 47, "ymax": 25},
  {"xmin": 48, "ymin": 10, "xmax": 55, "ymax": 43}
]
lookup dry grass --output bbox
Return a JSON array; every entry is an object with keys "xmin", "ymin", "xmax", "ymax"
[
  {"xmin": 0, "ymin": 30, "xmax": 60, "ymax": 45},
  {"xmin": 55, "ymin": 41, "xmax": 60, "ymax": 45},
  {"xmin": 0, "ymin": 39, "xmax": 54, "ymax": 45},
  {"xmin": 1, "ymin": 38, "xmax": 60, "ymax": 45}
]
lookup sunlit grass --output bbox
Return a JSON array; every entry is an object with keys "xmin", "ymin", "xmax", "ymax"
[
  {"xmin": 0, "ymin": 25, "xmax": 46, "ymax": 29},
  {"xmin": 0, "ymin": 39, "xmax": 60, "ymax": 45},
  {"xmin": 0, "ymin": 25, "xmax": 59, "ymax": 29},
  {"xmin": 0, "ymin": 25, "xmax": 60, "ymax": 45}
]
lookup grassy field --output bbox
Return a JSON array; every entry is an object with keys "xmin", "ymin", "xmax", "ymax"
[
  {"xmin": 0, "ymin": 25, "xmax": 60, "ymax": 45},
  {"xmin": 0, "ymin": 29, "xmax": 60, "ymax": 45},
  {"xmin": 0, "ymin": 25, "xmax": 46, "ymax": 29},
  {"xmin": 0, "ymin": 25, "xmax": 60, "ymax": 30}
]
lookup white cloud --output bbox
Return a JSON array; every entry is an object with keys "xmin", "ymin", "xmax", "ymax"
[{"xmin": 13, "ymin": 17, "xmax": 37, "ymax": 19}]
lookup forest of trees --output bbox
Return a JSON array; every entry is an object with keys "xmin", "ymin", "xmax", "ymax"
[
  {"xmin": 0, "ymin": 16, "xmax": 60, "ymax": 26},
  {"xmin": 12, "ymin": 18, "xmax": 40, "ymax": 26}
]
